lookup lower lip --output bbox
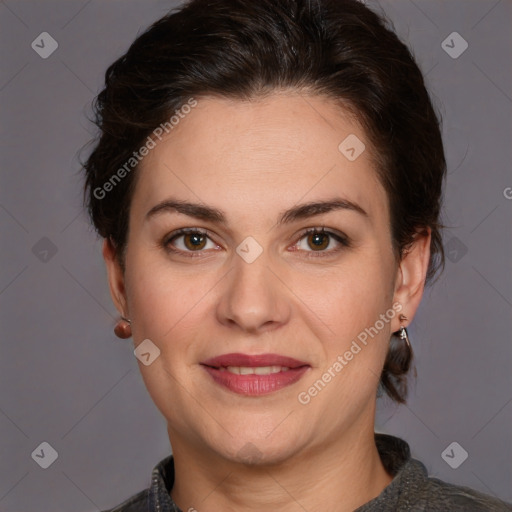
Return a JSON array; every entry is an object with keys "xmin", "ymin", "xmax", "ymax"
[{"xmin": 202, "ymin": 366, "xmax": 310, "ymax": 396}]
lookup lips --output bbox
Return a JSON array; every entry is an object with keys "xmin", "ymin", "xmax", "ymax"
[
  {"xmin": 201, "ymin": 353, "xmax": 309, "ymax": 369},
  {"xmin": 200, "ymin": 353, "xmax": 310, "ymax": 396}
]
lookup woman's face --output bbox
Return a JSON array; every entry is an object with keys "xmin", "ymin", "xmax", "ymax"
[{"xmin": 105, "ymin": 92, "xmax": 424, "ymax": 465}]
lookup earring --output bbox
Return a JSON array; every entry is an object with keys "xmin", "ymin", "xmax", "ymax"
[
  {"xmin": 114, "ymin": 316, "xmax": 132, "ymax": 339},
  {"xmin": 398, "ymin": 314, "xmax": 411, "ymax": 350}
]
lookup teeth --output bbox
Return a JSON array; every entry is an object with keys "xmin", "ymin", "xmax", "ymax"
[{"xmin": 225, "ymin": 366, "xmax": 290, "ymax": 375}]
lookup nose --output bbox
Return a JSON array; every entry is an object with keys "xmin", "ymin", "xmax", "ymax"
[{"xmin": 215, "ymin": 248, "xmax": 291, "ymax": 334}]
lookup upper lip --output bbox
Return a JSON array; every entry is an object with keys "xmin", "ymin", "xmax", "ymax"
[{"xmin": 201, "ymin": 353, "xmax": 309, "ymax": 369}]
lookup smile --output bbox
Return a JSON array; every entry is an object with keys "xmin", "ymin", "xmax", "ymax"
[
  {"xmin": 221, "ymin": 365, "xmax": 289, "ymax": 375},
  {"xmin": 200, "ymin": 353, "xmax": 310, "ymax": 396}
]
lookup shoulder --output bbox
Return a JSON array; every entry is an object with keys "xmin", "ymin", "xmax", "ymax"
[
  {"xmin": 100, "ymin": 453, "xmax": 176, "ymax": 512},
  {"xmin": 373, "ymin": 434, "xmax": 511, "ymax": 511},
  {"xmin": 420, "ymin": 475, "xmax": 512, "ymax": 511},
  {"xmin": 100, "ymin": 488, "xmax": 149, "ymax": 512}
]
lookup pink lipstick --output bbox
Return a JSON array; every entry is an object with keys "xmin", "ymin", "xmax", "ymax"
[{"xmin": 201, "ymin": 353, "xmax": 310, "ymax": 396}]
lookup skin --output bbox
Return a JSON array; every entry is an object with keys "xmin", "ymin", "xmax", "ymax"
[{"xmin": 103, "ymin": 91, "xmax": 431, "ymax": 512}]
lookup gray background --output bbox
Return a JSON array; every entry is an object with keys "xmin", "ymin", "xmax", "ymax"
[{"xmin": 1, "ymin": 0, "xmax": 511, "ymax": 510}]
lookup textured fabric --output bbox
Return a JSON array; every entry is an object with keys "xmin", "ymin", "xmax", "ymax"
[{"xmin": 102, "ymin": 433, "xmax": 512, "ymax": 511}]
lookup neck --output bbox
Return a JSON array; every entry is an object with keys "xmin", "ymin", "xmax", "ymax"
[{"xmin": 169, "ymin": 424, "xmax": 393, "ymax": 512}]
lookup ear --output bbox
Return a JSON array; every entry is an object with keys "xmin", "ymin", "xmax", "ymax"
[
  {"xmin": 102, "ymin": 237, "xmax": 129, "ymax": 318},
  {"xmin": 392, "ymin": 228, "xmax": 431, "ymax": 330}
]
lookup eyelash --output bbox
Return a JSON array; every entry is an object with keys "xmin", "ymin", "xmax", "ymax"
[
  {"xmin": 291, "ymin": 227, "xmax": 350, "ymax": 257},
  {"xmin": 162, "ymin": 227, "xmax": 350, "ymax": 258}
]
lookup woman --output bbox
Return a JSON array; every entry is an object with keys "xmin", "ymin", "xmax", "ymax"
[{"xmin": 83, "ymin": 0, "xmax": 512, "ymax": 510}]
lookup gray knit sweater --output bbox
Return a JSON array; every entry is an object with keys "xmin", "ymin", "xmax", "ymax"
[{"xmin": 103, "ymin": 433, "xmax": 512, "ymax": 511}]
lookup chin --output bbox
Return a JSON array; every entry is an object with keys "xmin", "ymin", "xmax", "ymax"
[{"xmin": 218, "ymin": 435, "xmax": 304, "ymax": 468}]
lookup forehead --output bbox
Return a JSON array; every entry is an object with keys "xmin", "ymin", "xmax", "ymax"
[{"xmin": 131, "ymin": 92, "xmax": 387, "ymax": 222}]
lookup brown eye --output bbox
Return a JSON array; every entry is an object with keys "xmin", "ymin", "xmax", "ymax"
[
  {"xmin": 183, "ymin": 232, "xmax": 207, "ymax": 251},
  {"xmin": 307, "ymin": 231, "xmax": 330, "ymax": 251},
  {"xmin": 164, "ymin": 228, "xmax": 218, "ymax": 254},
  {"xmin": 292, "ymin": 228, "xmax": 350, "ymax": 256}
]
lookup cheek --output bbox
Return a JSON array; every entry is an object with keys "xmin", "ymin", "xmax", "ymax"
[
  {"xmin": 124, "ymin": 254, "xmax": 211, "ymax": 420},
  {"xmin": 125, "ymin": 247, "xmax": 212, "ymax": 338},
  {"xmin": 297, "ymin": 248, "xmax": 395, "ymax": 390},
  {"xmin": 306, "ymin": 252, "xmax": 394, "ymax": 330}
]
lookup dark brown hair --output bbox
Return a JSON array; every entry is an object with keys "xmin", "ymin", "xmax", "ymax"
[{"xmin": 82, "ymin": 0, "xmax": 447, "ymax": 404}]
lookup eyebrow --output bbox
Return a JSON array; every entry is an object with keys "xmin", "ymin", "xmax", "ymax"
[{"xmin": 145, "ymin": 197, "xmax": 368, "ymax": 225}]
